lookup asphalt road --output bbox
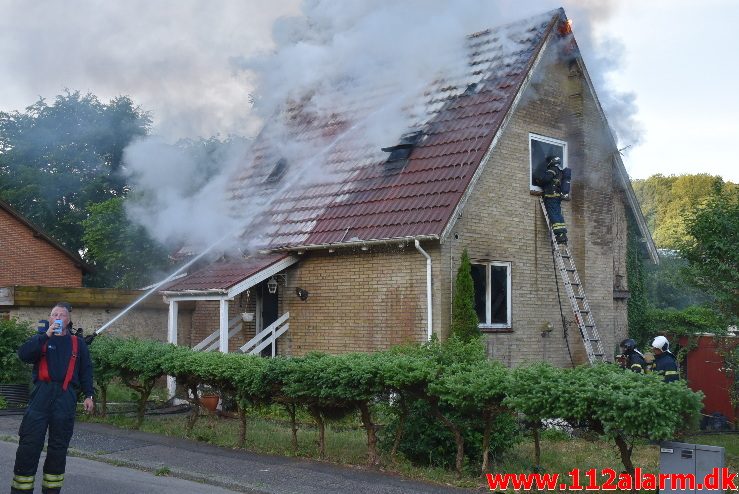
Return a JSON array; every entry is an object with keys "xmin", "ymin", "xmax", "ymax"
[
  {"xmin": 0, "ymin": 440, "xmax": 239, "ymax": 493},
  {"xmin": 0, "ymin": 414, "xmax": 471, "ymax": 493}
]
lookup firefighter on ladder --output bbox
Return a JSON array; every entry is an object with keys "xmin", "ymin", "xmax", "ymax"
[
  {"xmin": 10, "ymin": 302, "xmax": 94, "ymax": 494},
  {"xmin": 539, "ymin": 156, "xmax": 570, "ymax": 244}
]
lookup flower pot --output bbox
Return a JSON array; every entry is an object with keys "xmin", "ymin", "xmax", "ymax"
[{"xmin": 200, "ymin": 394, "xmax": 219, "ymax": 412}]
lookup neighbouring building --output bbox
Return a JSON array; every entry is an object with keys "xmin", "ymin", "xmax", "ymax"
[
  {"xmin": 161, "ymin": 9, "xmax": 658, "ymax": 367},
  {"xmin": 0, "ymin": 198, "xmax": 178, "ymax": 338},
  {"xmin": 0, "ymin": 198, "xmax": 88, "ymax": 289}
]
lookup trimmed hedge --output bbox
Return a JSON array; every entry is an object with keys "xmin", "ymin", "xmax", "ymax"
[{"xmin": 89, "ymin": 336, "xmax": 702, "ymax": 476}]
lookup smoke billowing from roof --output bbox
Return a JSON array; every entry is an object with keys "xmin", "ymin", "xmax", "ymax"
[{"xmin": 116, "ymin": 0, "xmax": 640, "ymax": 257}]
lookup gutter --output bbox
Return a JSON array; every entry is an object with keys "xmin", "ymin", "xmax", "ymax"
[
  {"xmin": 269, "ymin": 235, "xmax": 440, "ymax": 253},
  {"xmin": 414, "ymin": 239, "xmax": 433, "ymax": 341}
]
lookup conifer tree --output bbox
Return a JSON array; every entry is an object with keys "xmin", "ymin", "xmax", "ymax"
[{"xmin": 451, "ymin": 249, "xmax": 480, "ymax": 341}]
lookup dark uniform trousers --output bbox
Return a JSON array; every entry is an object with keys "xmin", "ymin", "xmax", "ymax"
[
  {"xmin": 543, "ymin": 196, "xmax": 567, "ymax": 235},
  {"xmin": 12, "ymin": 382, "xmax": 77, "ymax": 493}
]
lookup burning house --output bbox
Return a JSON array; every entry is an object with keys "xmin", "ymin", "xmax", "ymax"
[{"xmin": 160, "ymin": 8, "xmax": 657, "ymax": 367}]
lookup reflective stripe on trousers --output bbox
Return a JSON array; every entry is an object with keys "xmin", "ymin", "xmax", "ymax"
[{"xmin": 13, "ymin": 381, "xmax": 77, "ymax": 486}]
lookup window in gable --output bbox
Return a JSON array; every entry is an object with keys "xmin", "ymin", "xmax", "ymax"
[
  {"xmin": 529, "ymin": 133, "xmax": 567, "ymax": 192},
  {"xmin": 471, "ymin": 261, "xmax": 512, "ymax": 329}
]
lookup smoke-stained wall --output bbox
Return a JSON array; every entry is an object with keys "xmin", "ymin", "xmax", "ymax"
[
  {"xmin": 279, "ymin": 246, "xmax": 428, "ymax": 356},
  {"xmin": 438, "ymin": 40, "xmax": 629, "ymax": 367}
]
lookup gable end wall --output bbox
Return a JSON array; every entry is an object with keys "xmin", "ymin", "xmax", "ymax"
[
  {"xmin": 439, "ymin": 45, "xmax": 629, "ymax": 366},
  {"xmin": 0, "ymin": 208, "xmax": 83, "ymax": 287}
]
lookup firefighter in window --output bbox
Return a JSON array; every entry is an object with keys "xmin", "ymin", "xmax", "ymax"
[
  {"xmin": 10, "ymin": 302, "xmax": 94, "ymax": 494},
  {"xmin": 537, "ymin": 156, "xmax": 571, "ymax": 244}
]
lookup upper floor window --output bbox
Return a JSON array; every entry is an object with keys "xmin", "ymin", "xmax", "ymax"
[
  {"xmin": 529, "ymin": 133, "xmax": 567, "ymax": 192},
  {"xmin": 471, "ymin": 261, "xmax": 511, "ymax": 329}
]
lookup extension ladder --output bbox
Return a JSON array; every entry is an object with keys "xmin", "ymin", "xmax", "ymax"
[{"xmin": 539, "ymin": 197, "xmax": 605, "ymax": 364}]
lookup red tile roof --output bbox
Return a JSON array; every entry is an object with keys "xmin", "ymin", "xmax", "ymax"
[
  {"xmin": 165, "ymin": 11, "xmax": 564, "ymax": 293},
  {"xmin": 227, "ymin": 10, "xmax": 562, "ymax": 250},
  {"xmin": 162, "ymin": 253, "xmax": 289, "ymax": 292}
]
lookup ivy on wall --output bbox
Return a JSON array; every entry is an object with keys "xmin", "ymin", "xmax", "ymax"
[{"xmin": 626, "ymin": 217, "xmax": 650, "ymax": 347}]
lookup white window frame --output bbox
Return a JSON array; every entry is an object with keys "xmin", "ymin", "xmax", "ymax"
[
  {"xmin": 529, "ymin": 133, "xmax": 568, "ymax": 193},
  {"xmin": 472, "ymin": 260, "xmax": 512, "ymax": 329}
]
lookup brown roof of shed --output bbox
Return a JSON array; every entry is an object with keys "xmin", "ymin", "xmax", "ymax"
[{"xmin": 228, "ymin": 10, "xmax": 561, "ymax": 250}]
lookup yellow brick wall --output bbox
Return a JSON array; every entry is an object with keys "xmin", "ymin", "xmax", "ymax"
[
  {"xmin": 438, "ymin": 42, "xmax": 629, "ymax": 367},
  {"xmin": 281, "ymin": 246, "xmax": 428, "ymax": 355}
]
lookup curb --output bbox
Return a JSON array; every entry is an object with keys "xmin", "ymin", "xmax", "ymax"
[{"xmin": 0, "ymin": 436, "xmax": 268, "ymax": 493}]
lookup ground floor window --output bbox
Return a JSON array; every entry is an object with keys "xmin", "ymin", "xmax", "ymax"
[{"xmin": 471, "ymin": 261, "xmax": 511, "ymax": 329}]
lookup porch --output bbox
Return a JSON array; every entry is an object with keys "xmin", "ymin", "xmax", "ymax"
[{"xmin": 160, "ymin": 253, "xmax": 298, "ymax": 396}]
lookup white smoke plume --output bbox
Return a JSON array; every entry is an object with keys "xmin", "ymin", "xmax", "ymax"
[{"xmin": 116, "ymin": 0, "xmax": 639, "ymax": 257}]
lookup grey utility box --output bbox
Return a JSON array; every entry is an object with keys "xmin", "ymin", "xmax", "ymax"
[{"xmin": 659, "ymin": 441, "xmax": 725, "ymax": 494}]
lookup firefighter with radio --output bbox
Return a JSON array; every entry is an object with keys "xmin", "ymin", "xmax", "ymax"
[
  {"xmin": 650, "ymin": 335, "xmax": 680, "ymax": 383},
  {"xmin": 617, "ymin": 338, "xmax": 648, "ymax": 373},
  {"xmin": 10, "ymin": 302, "xmax": 94, "ymax": 494},
  {"xmin": 537, "ymin": 156, "xmax": 571, "ymax": 244}
]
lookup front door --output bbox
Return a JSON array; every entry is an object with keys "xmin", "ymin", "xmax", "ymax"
[{"xmin": 260, "ymin": 281, "xmax": 279, "ymax": 357}]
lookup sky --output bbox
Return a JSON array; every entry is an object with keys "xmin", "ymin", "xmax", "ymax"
[{"xmin": 0, "ymin": 0, "xmax": 737, "ymax": 183}]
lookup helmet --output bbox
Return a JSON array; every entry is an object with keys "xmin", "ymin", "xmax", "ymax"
[
  {"xmin": 620, "ymin": 338, "xmax": 636, "ymax": 352},
  {"xmin": 546, "ymin": 156, "xmax": 563, "ymax": 169},
  {"xmin": 651, "ymin": 335, "xmax": 670, "ymax": 352}
]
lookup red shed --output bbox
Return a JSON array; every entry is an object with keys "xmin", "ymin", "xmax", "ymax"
[{"xmin": 680, "ymin": 335, "xmax": 737, "ymax": 425}]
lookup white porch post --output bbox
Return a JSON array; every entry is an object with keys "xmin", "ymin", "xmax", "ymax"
[
  {"xmin": 167, "ymin": 300, "xmax": 178, "ymax": 399},
  {"xmin": 219, "ymin": 298, "xmax": 229, "ymax": 353}
]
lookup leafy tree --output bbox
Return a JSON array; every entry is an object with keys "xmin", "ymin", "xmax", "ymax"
[
  {"xmin": 450, "ymin": 249, "xmax": 480, "ymax": 341},
  {"xmin": 0, "ymin": 318, "xmax": 34, "ymax": 384},
  {"xmin": 82, "ymin": 197, "xmax": 170, "ymax": 288},
  {"xmin": 0, "ymin": 91, "xmax": 151, "ymax": 255},
  {"xmin": 643, "ymin": 251, "xmax": 712, "ymax": 310},
  {"xmin": 679, "ymin": 192, "xmax": 739, "ymax": 323},
  {"xmin": 507, "ymin": 364, "xmax": 702, "ymax": 476},
  {"xmin": 632, "ymin": 173, "xmax": 733, "ymax": 250},
  {"xmin": 646, "ymin": 306, "xmax": 727, "ymax": 336}
]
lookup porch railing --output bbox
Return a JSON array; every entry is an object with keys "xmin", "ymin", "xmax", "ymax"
[
  {"xmin": 193, "ymin": 314, "xmax": 243, "ymax": 352},
  {"xmin": 239, "ymin": 312, "xmax": 289, "ymax": 357}
]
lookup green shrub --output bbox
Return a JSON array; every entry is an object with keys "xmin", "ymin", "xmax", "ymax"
[
  {"xmin": 0, "ymin": 318, "xmax": 34, "ymax": 384},
  {"xmin": 381, "ymin": 398, "xmax": 518, "ymax": 471},
  {"xmin": 0, "ymin": 395, "xmax": 7, "ymax": 410}
]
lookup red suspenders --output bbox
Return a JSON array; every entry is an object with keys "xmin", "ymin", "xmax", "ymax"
[{"xmin": 38, "ymin": 335, "xmax": 79, "ymax": 391}]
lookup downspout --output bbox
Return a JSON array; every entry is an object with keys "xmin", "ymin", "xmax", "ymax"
[{"xmin": 415, "ymin": 239, "xmax": 433, "ymax": 341}]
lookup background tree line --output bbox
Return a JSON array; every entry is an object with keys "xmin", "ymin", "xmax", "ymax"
[
  {"xmin": 0, "ymin": 91, "xmax": 235, "ymax": 289},
  {"xmin": 631, "ymin": 174, "xmax": 738, "ymax": 334}
]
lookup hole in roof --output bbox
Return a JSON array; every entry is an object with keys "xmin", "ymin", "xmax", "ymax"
[
  {"xmin": 381, "ymin": 130, "xmax": 424, "ymax": 175},
  {"xmin": 265, "ymin": 158, "xmax": 288, "ymax": 183}
]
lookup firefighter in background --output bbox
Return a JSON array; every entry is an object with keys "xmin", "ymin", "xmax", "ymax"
[
  {"xmin": 651, "ymin": 335, "xmax": 680, "ymax": 383},
  {"xmin": 618, "ymin": 338, "xmax": 648, "ymax": 373},
  {"xmin": 10, "ymin": 302, "xmax": 94, "ymax": 494},
  {"xmin": 538, "ymin": 156, "xmax": 571, "ymax": 244}
]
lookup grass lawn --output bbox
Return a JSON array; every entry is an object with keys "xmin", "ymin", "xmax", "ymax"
[{"xmin": 79, "ymin": 405, "xmax": 739, "ymax": 491}]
